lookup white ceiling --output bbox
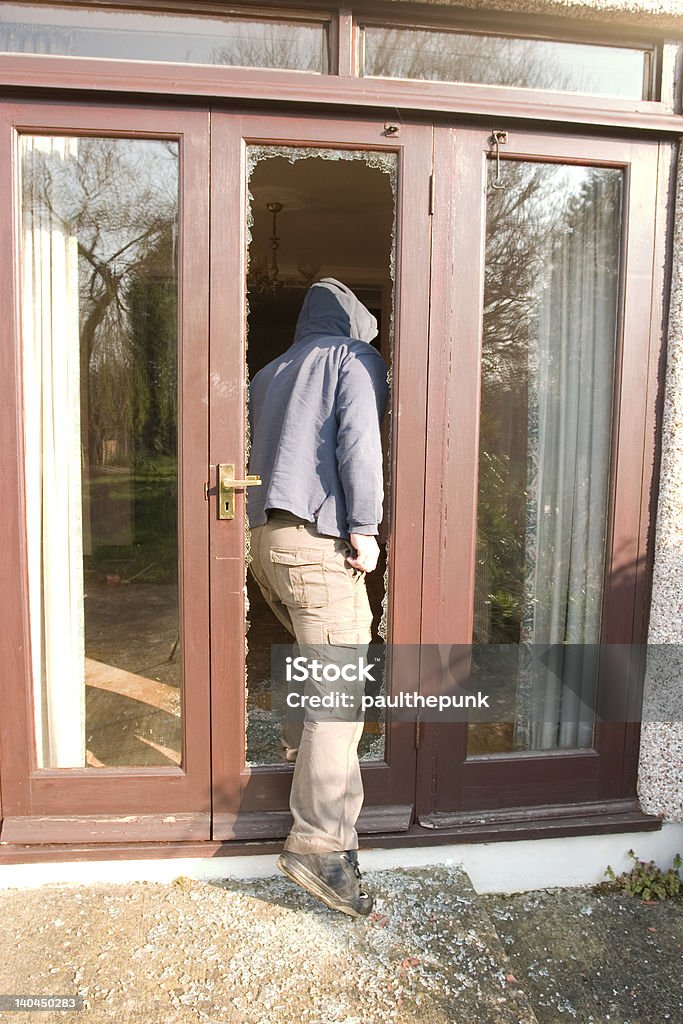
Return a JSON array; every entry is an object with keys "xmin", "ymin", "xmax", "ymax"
[{"xmin": 248, "ymin": 154, "xmax": 395, "ymax": 284}]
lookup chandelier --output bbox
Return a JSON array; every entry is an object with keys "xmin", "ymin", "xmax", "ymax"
[{"xmin": 248, "ymin": 201, "xmax": 321, "ymax": 293}]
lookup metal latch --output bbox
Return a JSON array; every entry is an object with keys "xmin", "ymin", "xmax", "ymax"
[
  {"xmin": 217, "ymin": 463, "xmax": 261, "ymax": 520},
  {"xmin": 490, "ymin": 130, "xmax": 509, "ymax": 190}
]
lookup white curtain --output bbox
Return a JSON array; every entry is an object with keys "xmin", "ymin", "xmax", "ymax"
[
  {"xmin": 515, "ymin": 170, "xmax": 621, "ymax": 750},
  {"xmin": 21, "ymin": 135, "xmax": 86, "ymax": 768}
]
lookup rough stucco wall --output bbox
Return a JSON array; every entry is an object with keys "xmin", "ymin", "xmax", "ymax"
[
  {"xmin": 637, "ymin": 145, "xmax": 683, "ymax": 823},
  {"xmin": 388, "ymin": 0, "xmax": 683, "ymax": 31}
]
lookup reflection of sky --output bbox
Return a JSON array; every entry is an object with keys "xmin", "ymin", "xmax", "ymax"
[
  {"xmin": 85, "ymin": 139, "xmax": 177, "ymax": 265},
  {"xmin": 22, "ymin": 135, "xmax": 179, "ymax": 372},
  {"xmin": 488, "ymin": 160, "xmax": 622, "ymax": 233},
  {"xmin": 0, "ymin": 4, "xmax": 325, "ymax": 72}
]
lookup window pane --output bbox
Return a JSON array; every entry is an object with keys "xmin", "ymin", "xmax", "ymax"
[
  {"xmin": 20, "ymin": 135, "xmax": 182, "ymax": 768},
  {"xmin": 2, "ymin": 4, "xmax": 328, "ymax": 72},
  {"xmin": 363, "ymin": 25, "xmax": 649, "ymax": 99},
  {"xmin": 469, "ymin": 159, "xmax": 623, "ymax": 755}
]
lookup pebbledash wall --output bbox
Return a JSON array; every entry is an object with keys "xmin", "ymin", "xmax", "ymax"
[
  {"xmin": 639, "ymin": 142, "xmax": 683, "ymax": 825},
  {"xmin": 395, "ymin": 0, "xmax": 683, "ymax": 824}
]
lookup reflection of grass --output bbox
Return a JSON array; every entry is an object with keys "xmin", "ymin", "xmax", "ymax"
[
  {"xmin": 85, "ymin": 455, "xmax": 178, "ymax": 585},
  {"xmin": 476, "ymin": 410, "xmax": 525, "ymax": 644}
]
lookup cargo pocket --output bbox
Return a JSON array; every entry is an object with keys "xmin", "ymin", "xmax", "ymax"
[
  {"xmin": 269, "ymin": 548, "xmax": 329, "ymax": 608},
  {"xmin": 327, "ymin": 626, "xmax": 366, "ymax": 645}
]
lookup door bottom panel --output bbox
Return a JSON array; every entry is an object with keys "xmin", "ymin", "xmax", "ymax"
[{"xmin": 213, "ymin": 804, "xmax": 413, "ymax": 842}]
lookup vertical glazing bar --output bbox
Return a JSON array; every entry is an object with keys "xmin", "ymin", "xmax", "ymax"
[{"xmin": 337, "ymin": 8, "xmax": 355, "ymax": 77}]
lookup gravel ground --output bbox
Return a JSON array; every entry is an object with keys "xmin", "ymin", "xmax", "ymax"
[
  {"xmin": 0, "ymin": 865, "xmax": 536, "ymax": 1024},
  {"xmin": 483, "ymin": 885, "xmax": 683, "ymax": 1024},
  {"xmin": 5, "ymin": 861, "xmax": 680, "ymax": 1024}
]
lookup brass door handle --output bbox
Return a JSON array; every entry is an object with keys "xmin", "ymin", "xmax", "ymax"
[{"xmin": 218, "ymin": 463, "xmax": 262, "ymax": 520}]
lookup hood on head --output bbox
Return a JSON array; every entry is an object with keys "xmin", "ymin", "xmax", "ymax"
[{"xmin": 291, "ymin": 277, "xmax": 378, "ymax": 346}]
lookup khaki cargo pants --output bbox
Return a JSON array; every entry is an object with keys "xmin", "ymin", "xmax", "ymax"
[{"xmin": 248, "ymin": 509, "xmax": 374, "ymax": 854}]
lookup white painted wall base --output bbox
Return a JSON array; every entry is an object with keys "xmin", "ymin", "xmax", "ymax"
[{"xmin": 1, "ymin": 823, "xmax": 682, "ymax": 894}]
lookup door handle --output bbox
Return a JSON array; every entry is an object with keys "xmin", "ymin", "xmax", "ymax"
[{"xmin": 217, "ymin": 463, "xmax": 262, "ymax": 520}]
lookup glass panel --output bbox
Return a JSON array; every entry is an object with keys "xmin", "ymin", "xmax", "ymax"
[
  {"xmin": 1, "ymin": 4, "xmax": 328, "ymax": 73},
  {"xmin": 20, "ymin": 135, "xmax": 181, "ymax": 768},
  {"xmin": 469, "ymin": 159, "xmax": 623, "ymax": 755},
  {"xmin": 363, "ymin": 25, "xmax": 649, "ymax": 100},
  {"xmin": 243, "ymin": 146, "xmax": 396, "ymax": 766}
]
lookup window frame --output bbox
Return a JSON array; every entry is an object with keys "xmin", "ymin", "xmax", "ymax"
[
  {"xmin": 357, "ymin": 16, "xmax": 659, "ymax": 103},
  {"xmin": 0, "ymin": 99, "xmax": 215, "ymax": 843},
  {"xmin": 0, "ymin": 1, "xmax": 681, "ymax": 132},
  {"xmin": 418, "ymin": 124, "xmax": 668, "ymax": 820},
  {"xmin": 0, "ymin": 0, "xmax": 336, "ymax": 74}
]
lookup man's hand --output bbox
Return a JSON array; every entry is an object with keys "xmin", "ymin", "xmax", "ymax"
[{"xmin": 347, "ymin": 533, "xmax": 380, "ymax": 573}]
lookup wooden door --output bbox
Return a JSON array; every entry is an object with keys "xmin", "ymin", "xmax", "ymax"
[
  {"xmin": 417, "ymin": 125, "xmax": 662, "ymax": 825},
  {"xmin": 209, "ymin": 111, "xmax": 433, "ymax": 841},
  {"xmin": 0, "ymin": 100, "xmax": 212, "ymax": 843}
]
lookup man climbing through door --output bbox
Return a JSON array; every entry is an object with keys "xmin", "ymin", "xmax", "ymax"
[{"xmin": 246, "ymin": 277, "xmax": 388, "ymax": 919}]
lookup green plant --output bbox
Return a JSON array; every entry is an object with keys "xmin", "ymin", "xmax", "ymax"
[{"xmin": 604, "ymin": 849, "xmax": 682, "ymax": 901}]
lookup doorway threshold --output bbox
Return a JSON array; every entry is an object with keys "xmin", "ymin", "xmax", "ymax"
[{"xmin": 0, "ymin": 822, "xmax": 680, "ymax": 898}]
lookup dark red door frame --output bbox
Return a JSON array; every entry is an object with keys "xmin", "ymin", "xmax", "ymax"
[
  {"xmin": 0, "ymin": 101, "xmax": 212, "ymax": 843},
  {"xmin": 208, "ymin": 110, "xmax": 434, "ymax": 841},
  {"xmin": 418, "ymin": 127, "xmax": 666, "ymax": 822},
  {"xmin": 0, "ymin": 96, "xmax": 672, "ymax": 850}
]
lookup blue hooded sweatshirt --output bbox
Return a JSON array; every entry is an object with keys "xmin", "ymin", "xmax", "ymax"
[{"xmin": 246, "ymin": 278, "xmax": 389, "ymax": 539}]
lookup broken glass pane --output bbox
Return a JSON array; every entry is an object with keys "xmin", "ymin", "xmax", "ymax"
[{"xmin": 243, "ymin": 145, "xmax": 397, "ymax": 766}]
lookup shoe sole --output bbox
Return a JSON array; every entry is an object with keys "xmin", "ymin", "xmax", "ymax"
[{"xmin": 277, "ymin": 854, "xmax": 371, "ymax": 919}]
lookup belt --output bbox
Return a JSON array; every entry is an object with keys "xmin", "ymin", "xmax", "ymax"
[{"xmin": 267, "ymin": 508, "xmax": 310, "ymax": 524}]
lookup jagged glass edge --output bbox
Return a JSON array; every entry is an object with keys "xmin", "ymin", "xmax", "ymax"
[{"xmin": 244, "ymin": 144, "xmax": 398, "ymax": 765}]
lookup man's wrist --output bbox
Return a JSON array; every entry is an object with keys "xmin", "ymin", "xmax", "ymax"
[{"xmin": 348, "ymin": 524, "xmax": 378, "ymax": 536}]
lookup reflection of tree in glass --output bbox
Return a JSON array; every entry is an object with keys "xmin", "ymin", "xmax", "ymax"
[
  {"xmin": 23, "ymin": 137, "xmax": 178, "ymax": 466},
  {"xmin": 482, "ymin": 162, "xmax": 559, "ymax": 386},
  {"xmin": 367, "ymin": 29, "xmax": 605, "ymax": 95},
  {"xmin": 211, "ymin": 22, "xmax": 325, "ymax": 72}
]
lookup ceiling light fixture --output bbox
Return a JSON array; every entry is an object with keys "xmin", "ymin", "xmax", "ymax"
[{"xmin": 248, "ymin": 201, "xmax": 321, "ymax": 292}]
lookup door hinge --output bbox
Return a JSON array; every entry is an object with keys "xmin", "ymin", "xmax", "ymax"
[
  {"xmin": 204, "ymin": 480, "xmax": 209, "ymax": 500},
  {"xmin": 429, "ymin": 173, "xmax": 435, "ymax": 216}
]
